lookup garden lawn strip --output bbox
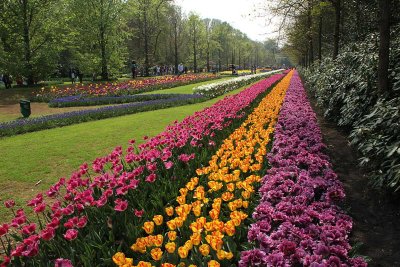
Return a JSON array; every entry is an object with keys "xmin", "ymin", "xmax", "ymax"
[
  {"xmin": 112, "ymin": 71, "xmax": 294, "ymax": 266},
  {"xmin": 239, "ymin": 71, "xmax": 367, "ymax": 266},
  {"xmin": 0, "ymin": 73, "xmax": 286, "ymax": 266}
]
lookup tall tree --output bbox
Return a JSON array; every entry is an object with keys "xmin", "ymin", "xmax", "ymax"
[
  {"xmin": 68, "ymin": 0, "xmax": 127, "ymax": 80},
  {"xmin": 1, "ymin": 0, "xmax": 64, "ymax": 84},
  {"xmin": 167, "ymin": 5, "xmax": 184, "ymax": 74},
  {"xmin": 129, "ymin": 0, "xmax": 169, "ymax": 76},
  {"xmin": 187, "ymin": 13, "xmax": 204, "ymax": 73}
]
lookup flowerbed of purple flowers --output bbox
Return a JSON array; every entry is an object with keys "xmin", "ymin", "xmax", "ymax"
[
  {"xmin": 0, "ymin": 94, "xmax": 204, "ymax": 137},
  {"xmin": 239, "ymin": 72, "xmax": 367, "ymax": 266}
]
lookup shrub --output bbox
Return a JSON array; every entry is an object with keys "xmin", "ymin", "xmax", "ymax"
[{"xmin": 301, "ymin": 26, "xmax": 400, "ymax": 192}]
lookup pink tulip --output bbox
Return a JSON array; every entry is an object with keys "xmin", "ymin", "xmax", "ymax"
[{"xmin": 63, "ymin": 229, "xmax": 78, "ymax": 241}]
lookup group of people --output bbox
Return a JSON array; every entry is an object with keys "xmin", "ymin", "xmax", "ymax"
[
  {"xmin": 130, "ymin": 61, "xmax": 188, "ymax": 78},
  {"xmin": 69, "ymin": 68, "xmax": 83, "ymax": 84},
  {"xmin": 1, "ymin": 73, "xmax": 12, "ymax": 89}
]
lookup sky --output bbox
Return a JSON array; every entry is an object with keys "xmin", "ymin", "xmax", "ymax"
[{"xmin": 173, "ymin": 0, "xmax": 278, "ymax": 42}]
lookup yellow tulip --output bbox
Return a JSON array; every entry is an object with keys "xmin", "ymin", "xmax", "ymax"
[
  {"xmin": 150, "ymin": 247, "xmax": 163, "ymax": 261},
  {"xmin": 142, "ymin": 221, "xmax": 154, "ymax": 234},
  {"xmin": 165, "ymin": 242, "xmax": 176, "ymax": 253},
  {"xmin": 153, "ymin": 215, "xmax": 163, "ymax": 226}
]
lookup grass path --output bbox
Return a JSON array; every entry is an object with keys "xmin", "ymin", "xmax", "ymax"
[{"xmin": 0, "ymin": 82, "xmax": 250, "ymax": 220}]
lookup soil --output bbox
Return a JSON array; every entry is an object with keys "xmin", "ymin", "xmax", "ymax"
[{"xmin": 307, "ymin": 93, "xmax": 400, "ymax": 267}]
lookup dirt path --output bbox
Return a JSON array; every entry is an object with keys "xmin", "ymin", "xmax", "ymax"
[{"xmin": 307, "ymin": 93, "xmax": 400, "ymax": 266}]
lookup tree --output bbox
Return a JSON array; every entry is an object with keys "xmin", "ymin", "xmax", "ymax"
[
  {"xmin": 128, "ymin": 0, "xmax": 170, "ymax": 76},
  {"xmin": 68, "ymin": 0, "xmax": 127, "ymax": 80},
  {"xmin": 187, "ymin": 13, "xmax": 205, "ymax": 73},
  {"xmin": 167, "ymin": 5, "xmax": 184, "ymax": 74},
  {"xmin": 1, "ymin": 0, "xmax": 65, "ymax": 84}
]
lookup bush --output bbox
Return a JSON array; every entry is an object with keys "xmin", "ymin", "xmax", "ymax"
[{"xmin": 301, "ymin": 27, "xmax": 400, "ymax": 192}]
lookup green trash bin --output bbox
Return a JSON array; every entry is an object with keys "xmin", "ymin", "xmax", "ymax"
[{"xmin": 20, "ymin": 99, "xmax": 31, "ymax": 118}]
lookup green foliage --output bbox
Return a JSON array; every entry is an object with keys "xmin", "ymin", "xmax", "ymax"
[
  {"xmin": 302, "ymin": 27, "xmax": 400, "ymax": 192},
  {"xmin": 0, "ymin": 0, "xmax": 66, "ymax": 82}
]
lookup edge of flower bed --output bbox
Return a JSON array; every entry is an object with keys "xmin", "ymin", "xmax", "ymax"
[{"xmin": 239, "ymin": 71, "xmax": 367, "ymax": 266}]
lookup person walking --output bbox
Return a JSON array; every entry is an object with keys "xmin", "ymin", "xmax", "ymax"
[
  {"xmin": 131, "ymin": 60, "xmax": 137, "ymax": 78},
  {"xmin": 177, "ymin": 63, "xmax": 184, "ymax": 77},
  {"xmin": 70, "ymin": 69, "xmax": 76, "ymax": 84},
  {"xmin": 76, "ymin": 68, "xmax": 83, "ymax": 84},
  {"xmin": 2, "ymin": 73, "xmax": 11, "ymax": 89}
]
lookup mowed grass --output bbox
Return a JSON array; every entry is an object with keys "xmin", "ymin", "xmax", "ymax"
[
  {"xmin": 0, "ymin": 82, "xmax": 252, "ymax": 220},
  {"xmin": 142, "ymin": 77, "xmax": 232, "ymax": 95}
]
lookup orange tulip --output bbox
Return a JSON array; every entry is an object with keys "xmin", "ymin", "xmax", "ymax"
[
  {"xmin": 165, "ymin": 206, "xmax": 174, "ymax": 216},
  {"xmin": 208, "ymin": 260, "xmax": 220, "ymax": 267},
  {"xmin": 142, "ymin": 221, "xmax": 154, "ymax": 234},
  {"xmin": 153, "ymin": 215, "xmax": 163, "ymax": 226},
  {"xmin": 199, "ymin": 244, "xmax": 210, "ymax": 256},
  {"xmin": 178, "ymin": 246, "xmax": 189, "ymax": 258},
  {"xmin": 167, "ymin": 231, "xmax": 177, "ymax": 241},
  {"xmin": 150, "ymin": 248, "xmax": 163, "ymax": 261},
  {"xmin": 165, "ymin": 242, "xmax": 176, "ymax": 253}
]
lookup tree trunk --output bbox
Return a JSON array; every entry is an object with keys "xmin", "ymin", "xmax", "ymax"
[
  {"xmin": 100, "ymin": 28, "xmax": 108, "ymax": 80},
  {"xmin": 144, "ymin": 9, "xmax": 150, "ymax": 77},
  {"xmin": 307, "ymin": 2, "xmax": 314, "ymax": 65},
  {"xmin": 377, "ymin": 0, "xmax": 390, "ymax": 94},
  {"xmin": 218, "ymin": 50, "xmax": 221, "ymax": 72},
  {"xmin": 193, "ymin": 26, "xmax": 197, "ymax": 73},
  {"xmin": 332, "ymin": 0, "xmax": 341, "ymax": 59},
  {"xmin": 206, "ymin": 40, "xmax": 210, "ymax": 72},
  {"xmin": 22, "ymin": 0, "xmax": 34, "ymax": 85},
  {"xmin": 318, "ymin": 14, "xmax": 323, "ymax": 62},
  {"xmin": 174, "ymin": 22, "xmax": 179, "ymax": 74}
]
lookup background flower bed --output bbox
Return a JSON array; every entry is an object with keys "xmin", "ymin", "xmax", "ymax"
[
  {"xmin": 48, "ymin": 94, "xmax": 194, "ymax": 108},
  {"xmin": 193, "ymin": 70, "xmax": 282, "ymax": 98},
  {"xmin": 0, "ymin": 74, "xmax": 285, "ymax": 266},
  {"xmin": 0, "ymin": 94, "xmax": 205, "ymax": 137},
  {"xmin": 34, "ymin": 74, "xmax": 220, "ymax": 102},
  {"xmin": 239, "ymin": 72, "xmax": 367, "ymax": 266}
]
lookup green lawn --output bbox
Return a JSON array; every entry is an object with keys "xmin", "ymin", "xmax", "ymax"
[
  {"xmin": 0, "ymin": 82, "xmax": 251, "ymax": 220},
  {"xmin": 141, "ymin": 77, "xmax": 232, "ymax": 95}
]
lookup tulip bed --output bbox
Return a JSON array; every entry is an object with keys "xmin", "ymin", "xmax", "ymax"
[
  {"xmin": 48, "ymin": 94, "xmax": 199, "ymax": 108},
  {"xmin": 239, "ymin": 73, "xmax": 367, "ymax": 266},
  {"xmin": 34, "ymin": 74, "xmax": 220, "ymax": 102},
  {"xmin": 0, "ymin": 74, "xmax": 285, "ymax": 266},
  {"xmin": 112, "ymin": 71, "xmax": 294, "ymax": 267},
  {"xmin": 193, "ymin": 70, "xmax": 282, "ymax": 98}
]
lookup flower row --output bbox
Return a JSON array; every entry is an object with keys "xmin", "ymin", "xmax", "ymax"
[
  {"xmin": 0, "ymin": 94, "xmax": 204, "ymax": 137},
  {"xmin": 48, "ymin": 94, "xmax": 196, "ymax": 108},
  {"xmin": 239, "ymin": 72, "xmax": 367, "ymax": 266},
  {"xmin": 112, "ymin": 71, "xmax": 294, "ymax": 267},
  {"xmin": 34, "ymin": 74, "xmax": 219, "ymax": 101},
  {"xmin": 0, "ymin": 74, "xmax": 286, "ymax": 266},
  {"xmin": 193, "ymin": 70, "xmax": 282, "ymax": 98}
]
